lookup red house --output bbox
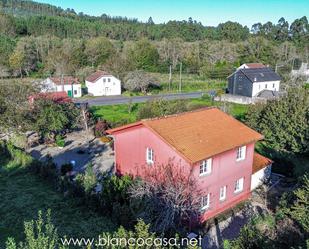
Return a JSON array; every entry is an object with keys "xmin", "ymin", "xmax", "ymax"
[{"xmin": 107, "ymin": 108, "xmax": 271, "ymax": 221}]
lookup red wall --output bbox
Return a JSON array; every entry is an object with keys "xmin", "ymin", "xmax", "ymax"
[
  {"xmin": 192, "ymin": 143, "xmax": 254, "ymax": 220},
  {"xmin": 113, "ymin": 125, "xmax": 192, "ymax": 175},
  {"xmin": 112, "ymin": 125, "xmax": 254, "ymax": 222}
]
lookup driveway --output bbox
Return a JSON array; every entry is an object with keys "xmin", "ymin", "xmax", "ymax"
[{"xmin": 74, "ymin": 92, "xmax": 204, "ymax": 106}]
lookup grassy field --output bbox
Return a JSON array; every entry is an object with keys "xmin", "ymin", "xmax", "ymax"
[
  {"xmin": 148, "ymin": 73, "xmax": 227, "ymax": 94},
  {"xmin": 90, "ymin": 97, "xmax": 249, "ymax": 126},
  {"xmin": 0, "ymin": 152, "xmax": 115, "ymax": 247},
  {"xmin": 91, "ymin": 103, "xmax": 140, "ymax": 124}
]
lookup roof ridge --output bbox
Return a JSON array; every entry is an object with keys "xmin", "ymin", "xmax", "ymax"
[{"xmin": 142, "ymin": 107, "xmax": 216, "ymax": 123}]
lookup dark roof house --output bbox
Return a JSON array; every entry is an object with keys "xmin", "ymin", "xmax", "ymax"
[{"xmin": 227, "ymin": 67, "xmax": 281, "ymax": 98}]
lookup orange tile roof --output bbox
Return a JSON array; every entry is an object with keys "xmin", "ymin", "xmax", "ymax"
[
  {"xmin": 245, "ymin": 63, "xmax": 266, "ymax": 69},
  {"xmin": 253, "ymin": 153, "xmax": 273, "ymax": 173},
  {"xmin": 50, "ymin": 76, "xmax": 79, "ymax": 85},
  {"xmin": 86, "ymin": 71, "xmax": 112, "ymax": 83},
  {"xmin": 108, "ymin": 108, "xmax": 263, "ymax": 163}
]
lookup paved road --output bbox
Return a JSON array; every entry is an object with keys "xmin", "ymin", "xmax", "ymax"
[{"xmin": 74, "ymin": 92, "xmax": 204, "ymax": 106}]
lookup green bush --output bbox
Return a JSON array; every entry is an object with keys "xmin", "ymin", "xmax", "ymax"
[
  {"xmin": 137, "ymin": 99, "xmax": 189, "ymax": 120},
  {"xmin": 75, "ymin": 164, "xmax": 97, "ymax": 194},
  {"xmin": 55, "ymin": 135, "xmax": 65, "ymax": 148},
  {"xmin": 5, "ymin": 210, "xmax": 61, "ymax": 249},
  {"xmin": 60, "ymin": 163, "xmax": 73, "ymax": 176},
  {"xmin": 99, "ymin": 175, "xmax": 134, "ymax": 225},
  {"xmin": 29, "ymin": 157, "xmax": 57, "ymax": 181},
  {"xmin": 245, "ymin": 88, "xmax": 309, "ymax": 154}
]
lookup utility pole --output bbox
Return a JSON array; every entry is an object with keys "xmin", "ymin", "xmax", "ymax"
[
  {"xmin": 169, "ymin": 65, "xmax": 172, "ymax": 92},
  {"xmin": 275, "ymin": 63, "xmax": 284, "ymax": 73},
  {"xmin": 179, "ymin": 62, "xmax": 182, "ymax": 92}
]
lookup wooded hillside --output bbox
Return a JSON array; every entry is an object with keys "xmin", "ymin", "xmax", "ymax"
[{"xmin": 0, "ymin": 0, "xmax": 308, "ymax": 79}]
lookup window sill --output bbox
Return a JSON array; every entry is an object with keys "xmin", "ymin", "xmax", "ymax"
[
  {"xmin": 236, "ymin": 158, "xmax": 245, "ymax": 162},
  {"xmin": 201, "ymin": 206, "xmax": 209, "ymax": 211},
  {"xmin": 219, "ymin": 198, "xmax": 226, "ymax": 202},
  {"xmin": 234, "ymin": 189, "xmax": 243, "ymax": 194},
  {"xmin": 146, "ymin": 161, "xmax": 154, "ymax": 165},
  {"xmin": 199, "ymin": 172, "xmax": 211, "ymax": 177}
]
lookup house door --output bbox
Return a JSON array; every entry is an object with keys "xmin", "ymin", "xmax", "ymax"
[
  {"xmin": 105, "ymin": 87, "xmax": 109, "ymax": 95},
  {"xmin": 67, "ymin": 90, "xmax": 72, "ymax": 98}
]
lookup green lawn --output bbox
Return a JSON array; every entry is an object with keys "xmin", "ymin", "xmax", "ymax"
[
  {"xmin": 0, "ymin": 154, "xmax": 115, "ymax": 247},
  {"xmin": 91, "ymin": 104, "xmax": 140, "ymax": 125},
  {"xmin": 90, "ymin": 97, "xmax": 249, "ymax": 126},
  {"xmin": 149, "ymin": 73, "xmax": 227, "ymax": 94}
]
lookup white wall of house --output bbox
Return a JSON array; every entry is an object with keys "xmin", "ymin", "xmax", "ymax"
[
  {"xmin": 55, "ymin": 84, "xmax": 82, "ymax": 98},
  {"xmin": 252, "ymin": 80, "xmax": 280, "ymax": 97},
  {"xmin": 41, "ymin": 78, "xmax": 82, "ymax": 98},
  {"xmin": 86, "ymin": 76, "xmax": 121, "ymax": 96},
  {"xmin": 237, "ymin": 64, "xmax": 250, "ymax": 70},
  {"xmin": 251, "ymin": 165, "xmax": 272, "ymax": 190}
]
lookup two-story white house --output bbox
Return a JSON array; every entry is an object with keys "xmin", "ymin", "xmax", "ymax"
[
  {"xmin": 85, "ymin": 71, "xmax": 121, "ymax": 96},
  {"xmin": 228, "ymin": 64, "xmax": 281, "ymax": 98},
  {"xmin": 41, "ymin": 76, "xmax": 82, "ymax": 98}
]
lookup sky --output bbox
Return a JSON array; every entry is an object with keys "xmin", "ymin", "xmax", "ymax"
[{"xmin": 36, "ymin": 0, "xmax": 309, "ymax": 27}]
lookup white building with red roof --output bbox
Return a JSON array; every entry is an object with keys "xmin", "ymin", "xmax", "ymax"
[
  {"xmin": 41, "ymin": 76, "xmax": 82, "ymax": 98},
  {"xmin": 85, "ymin": 71, "xmax": 121, "ymax": 96}
]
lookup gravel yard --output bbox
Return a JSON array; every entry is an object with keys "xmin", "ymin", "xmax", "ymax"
[{"xmin": 27, "ymin": 130, "xmax": 114, "ymax": 174}]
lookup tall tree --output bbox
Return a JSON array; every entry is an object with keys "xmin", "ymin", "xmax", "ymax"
[
  {"xmin": 128, "ymin": 39, "xmax": 160, "ymax": 71},
  {"xmin": 85, "ymin": 37, "xmax": 115, "ymax": 67}
]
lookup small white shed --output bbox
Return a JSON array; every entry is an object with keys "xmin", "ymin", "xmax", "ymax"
[
  {"xmin": 251, "ymin": 153, "xmax": 272, "ymax": 190},
  {"xmin": 41, "ymin": 77, "xmax": 82, "ymax": 98}
]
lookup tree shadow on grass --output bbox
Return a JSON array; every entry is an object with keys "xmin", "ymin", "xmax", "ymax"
[{"xmin": 0, "ymin": 159, "xmax": 116, "ymax": 247}]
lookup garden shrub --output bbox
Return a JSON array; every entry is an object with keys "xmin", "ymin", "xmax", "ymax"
[
  {"xmin": 55, "ymin": 135, "xmax": 65, "ymax": 148},
  {"xmin": 75, "ymin": 164, "xmax": 97, "ymax": 194},
  {"xmin": 5, "ymin": 210, "xmax": 61, "ymax": 249},
  {"xmin": 137, "ymin": 99, "xmax": 189, "ymax": 120},
  {"xmin": 29, "ymin": 157, "xmax": 57, "ymax": 181},
  {"xmin": 94, "ymin": 120, "xmax": 111, "ymax": 137},
  {"xmin": 5, "ymin": 142, "xmax": 33, "ymax": 169},
  {"xmin": 99, "ymin": 175, "xmax": 135, "ymax": 226},
  {"xmin": 60, "ymin": 163, "xmax": 73, "ymax": 176}
]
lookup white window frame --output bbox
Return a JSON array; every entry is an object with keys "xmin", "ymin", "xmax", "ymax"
[
  {"xmin": 199, "ymin": 158, "xmax": 212, "ymax": 176},
  {"xmin": 146, "ymin": 147, "xmax": 154, "ymax": 165},
  {"xmin": 236, "ymin": 146, "xmax": 246, "ymax": 161},
  {"xmin": 219, "ymin": 186, "xmax": 227, "ymax": 201},
  {"xmin": 234, "ymin": 178, "xmax": 244, "ymax": 193},
  {"xmin": 201, "ymin": 194, "xmax": 210, "ymax": 210}
]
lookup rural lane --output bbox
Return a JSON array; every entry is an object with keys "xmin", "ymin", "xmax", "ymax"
[{"xmin": 74, "ymin": 92, "xmax": 204, "ymax": 106}]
